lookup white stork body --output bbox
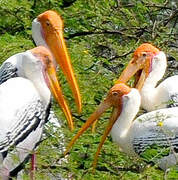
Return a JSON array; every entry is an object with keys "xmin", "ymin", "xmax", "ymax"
[
  {"xmin": 0, "ymin": 10, "xmax": 82, "ymax": 178},
  {"xmin": 111, "ymin": 89, "xmax": 178, "ymax": 170},
  {"xmin": 2, "ymin": 50, "xmax": 51, "ymax": 105},
  {"xmin": 141, "ymin": 75, "xmax": 178, "ymax": 111},
  {"xmin": 0, "ymin": 77, "xmax": 46, "ymax": 177},
  {"xmin": 0, "ymin": 46, "xmax": 71, "ymax": 179},
  {"xmin": 139, "ymin": 52, "xmax": 178, "ymax": 111}
]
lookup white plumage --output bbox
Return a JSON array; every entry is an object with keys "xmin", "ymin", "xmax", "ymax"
[
  {"xmin": 139, "ymin": 52, "xmax": 178, "ymax": 111},
  {"xmin": 0, "ymin": 77, "xmax": 45, "ymax": 172},
  {"xmin": 0, "ymin": 45, "xmax": 75, "ymax": 179},
  {"xmin": 111, "ymin": 89, "xmax": 178, "ymax": 160},
  {"xmin": 0, "ymin": 49, "xmax": 51, "ymax": 178},
  {"xmin": 0, "ymin": 10, "xmax": 82, "ymax": 179}
]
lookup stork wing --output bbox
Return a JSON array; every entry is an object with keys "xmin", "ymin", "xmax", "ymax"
[
  {"xmin": 133, "ymin": 129, "xmax": 178, "ymax": 154},
  {"xmin": 0, "ymin": 99, "xmax": 46, "ymax": 153},
  {"xmin": 132, "ymin": 110, "xmax": 178, "ymax": 162},
  {"xmin": 0, "ymin": 62, "xmax": 18, "ymax": 84}
]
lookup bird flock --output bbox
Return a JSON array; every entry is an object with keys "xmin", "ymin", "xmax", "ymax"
[{"xmin": 0, "ymin": 10, "xmax": 178, "ymax": 179}]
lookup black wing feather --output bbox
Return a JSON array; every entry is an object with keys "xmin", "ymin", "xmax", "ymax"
[
  {"xmin": 0, "ymin": 99, "xmax": 46, "ymax": 153},
  {"xmin": 0, "ymin": 62, "xmax": 18, "ymax": 84}
]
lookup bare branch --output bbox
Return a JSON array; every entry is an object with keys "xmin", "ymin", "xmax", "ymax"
[
  {"xmin": 163, "ymin": 9, "xmax": 178, "ymax": 26},
  {"xmin": 66, "ymin": 30, "xmax": 137, "ymax": 40}
]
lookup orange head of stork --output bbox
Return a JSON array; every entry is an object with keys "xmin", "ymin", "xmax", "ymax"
[
  {"xmin": 116, "ymin": 43, "xmax": 162, "ymax": 90},
  {"xmin": 32, "ymin": 10, "xmax": 82, "ymax": 130},
  {"xmin": 64, "ymin": 83, "xmax": 131, "ymax": 170}
]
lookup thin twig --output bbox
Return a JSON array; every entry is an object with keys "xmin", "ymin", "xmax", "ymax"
[
  {"xmin": 67, "ymin": 30, "xmax": 137, "ymax": 40},
  {"xmin": 152, "ymin": 20, "xmax": 157, "ymax": 39},
  {"xmin": 121, "ymin": 3, "xmax": 173, "ymax": 10},
  {"xmin": 163, "ymin": 10, "xmax": 178, "ymax": 26},
  {"xmin": 108, "ymin": 49, "xmax": 133, "ymax": 62},
  {"xmin": 72, "ymin": 114, "xmax": 86, "ymax": 122}
]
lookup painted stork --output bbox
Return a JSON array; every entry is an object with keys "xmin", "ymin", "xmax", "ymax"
[
  {"xmin": 0, "ymin": 46, "xmax": 78, "ymax": 179},
  {"xmin": 64, "ymin": 83, "xmax": 178, "ymax": 171},
  {"xmin": 32, "ymin": 10, "xmax": 82, "ymax": 116},
  {"xmin": 116, "ymin": 43, "xmax": 178, "ymax": 111}
]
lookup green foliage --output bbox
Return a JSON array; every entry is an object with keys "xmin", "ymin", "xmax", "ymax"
[
  {"xmin": 0, "ymin": 33, "xmax": 34, "ymax": 63},
  {"xmin": 167, "ymin": 166, "xmax": 178, "ymax": 180},
  {"xmin": 0, "ymin": 0, "xmax": 178, "ymax": 179},
  {"xmin": 140, "ymin": 144, "xmax": 170, "ymax": 163}
]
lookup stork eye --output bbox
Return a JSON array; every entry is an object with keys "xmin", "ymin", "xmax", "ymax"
[
  {"xmin": 142, "ymin": 52, "xmax": 147, "ymax": 57},
  {"xmin": 46, "ymin": 21, "xmax": 50, "ymax": 26},
  {"xmin": 112, "ymin": 92, "xmax": 118, "ymax": 96}
]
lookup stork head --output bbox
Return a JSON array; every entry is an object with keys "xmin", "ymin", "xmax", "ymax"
[
  {"xmin": 64, "ymin": 83, "xmax": 131, "ymax": 170},
  {"xmin": 116, "ymin": 43, "xmax": 164, "ymax": 90},
  {"xmin": 32, "ymin": 10, "xmax": 82, "ymax": 126},
  {"xmin": 28, "ymin": 46, "xmax": 74, "ymax": 130}
]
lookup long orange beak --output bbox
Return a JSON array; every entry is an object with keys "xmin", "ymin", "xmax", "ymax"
[
  {"xmin": 64, "ymin": 98, "xmax": 113, "ymax": 155},
  {"xmin": 38, "ymin": 10, "xmax": 82, "ymax": 114},
  {"xmin": 64, "ymin": 84, "xmax": 130, "ymax": 170},
  {"xmin": 47, "ymin": 65, "xmax": 74, "ymax": 130},
  {"xmin": 92, "ymin": 107, "xmax": 121, "ymax": 171},
  {"xmin": 31, "ymin": 46, "xmax": 74, "ymax": 130}
]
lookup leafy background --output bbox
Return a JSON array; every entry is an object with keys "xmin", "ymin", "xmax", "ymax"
[{"xmin": 0, "ymin": 0, "xmax": 178, "ymax": 179}]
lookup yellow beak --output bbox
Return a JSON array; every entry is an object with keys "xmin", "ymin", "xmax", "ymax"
[
  {"xmin": 47, "ymin": 65, "xmax": 74, "ymax": 130},
  {"xmin": 116, "ymin": 56, "xmax": 152, "ymax": 90},
  {"xmin": 64, "ymin": 84, "xmax": 129, "ymax": 171}
]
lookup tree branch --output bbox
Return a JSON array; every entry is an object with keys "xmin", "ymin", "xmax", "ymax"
[
  {"xmin": 66, "ymin": 30, "xmax": 137, "ymax": 39},
  {"xmin": 163, "ymin": 9, "xmax": 178, "ymax": 26}
]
